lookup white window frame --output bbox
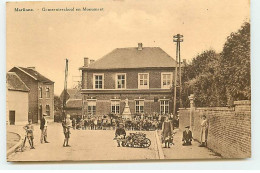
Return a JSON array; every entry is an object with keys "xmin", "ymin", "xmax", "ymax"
[
  {"xmin": 93, "ymin": 73, "xmax": 104, "ymax": 89},
  {"xmin": 45, "ymin": 87, "xmax": 50, "ymax": 98},
  {"xmin": 115, "ymin": 73, "xmax": 126, "ymax": 89},
  {"xmin": 138, "ymin": 73, "xmax": 149, "ymax": 89},
  {"xmin": 161, "ymin": 72, "xmax": 173, "ymax": 89},
  {"xmin": 160, "ymin": 99, "xmax": 170, "ymax": 114},
  {"xmin": 45, "ymin": 104, "xmax": 51, "ymax": 116},
  {"xmin": 87, "ymin": 99, "xmax": 97, "ymax": 115},
  {"xmin": 111, "ymin": 99, "xmax": 120, "ymax": 114},
  {"xmin": 135, "ymin": 99, "xmax": 145, "ymax": 113},
  {"xmin": 39, "ymin": 87, "xmax": 43, "ymax": 98}
]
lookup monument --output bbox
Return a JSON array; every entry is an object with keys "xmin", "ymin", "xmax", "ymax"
[{"xmin": 122, "ymin": 98, "xmax": 132, "ymax": 120}]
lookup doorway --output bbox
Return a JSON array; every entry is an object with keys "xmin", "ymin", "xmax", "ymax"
[{"xmin": 9, "ymin": 110, "xmax": 15, "ymax": 125}]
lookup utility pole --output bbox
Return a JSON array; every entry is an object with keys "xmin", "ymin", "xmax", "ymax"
[
  {"xmin": 62, "ymin": 59, "xmax": 69, "ymax": 120},
  {"xmin": 173, "ymin": 34, "xmax": 183, "ymax": 114}
]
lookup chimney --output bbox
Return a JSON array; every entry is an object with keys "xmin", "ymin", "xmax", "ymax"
[
  {"xmin": 84, "ymin": 57, "xmax": 89, "ymax": 67},
  {"xmin": 27, "ymin": 67, "xmax": 36, "ymax": 70},
  {"xmin": 138, "ymin": 43, "xmax": 143, "ymax": 51},
  {"xmin": 90, "ymin": 59, "xmax": 95, "ymax": 64}
]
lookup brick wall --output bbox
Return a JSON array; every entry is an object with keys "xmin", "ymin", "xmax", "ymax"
[
  {"xmin": 82, "ymin": 68, "xmax": 175, "ymax": 89},
  {"xmin": 9, "ymin": 68, "xmax": 39, "ymax": 123},
  {"xmin": 9, "ymin": 68, "xmax": 54, "ymax": 123},
  {"xmin": 83, "ymin": 93, "xmax": 173, "ymax": 116},
  {"xmin": 179, "ymin": 100, "xmax": 251, "ymax": 158}
]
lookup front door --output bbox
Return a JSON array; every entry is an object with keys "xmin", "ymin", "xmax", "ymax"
[{"xmin": 9, "ymin": 111, "xmax": 15, "ymax": 125}]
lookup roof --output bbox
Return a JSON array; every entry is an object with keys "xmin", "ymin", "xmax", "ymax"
[
  {"xmin": 66, "ymin": 99, "xmax": 82, "ymax": 109},
  {"xmin": 81, "ymin": 47, "xmax": 177, "ymax": 70},
  {"xmin": 60, "ymin": 88, "xmax": 82, "ymax": 101},
  {"xmin": 12, "ymin": 67, "xmax": 54, "ymax": 83},
  {"xmin": 6, "ymin": 72, "xmax": 30, "ymax": 92},
  {"xmin": 66, "ymin": 89, "xmax": 82, "ymax": 99}
]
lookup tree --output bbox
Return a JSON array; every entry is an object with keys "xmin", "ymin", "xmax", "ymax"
[
  {"xmin": 220, "ymin": 22, "xmax": 250, "ymax": 102},
  {"xmin": 181, "ymin": 22, "xmax": 250, "ymax": 107}
]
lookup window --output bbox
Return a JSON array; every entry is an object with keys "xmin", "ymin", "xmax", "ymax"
[
  {"xmin": 46, "ymin": 105, "xmax": 50, "ymax": 116},
  {"xmin": 46, "ymin": 87, "xmax": 50, "ymax": 98},
  {"xmin": 111, "ymin": 100, "xmax": 120, "ymax": 114},
  {"xmin": 161, "ymin": 72, "xmax": 173, "ymax": 89},
  {"xmin": 39, "ymin": 87, "xmax": 42, "ymax": 98},
  {"xmin": 116, "ymin": 74, "xmax": 126, "ymax": 89},
  {"xmin": 135, "ymin": 100, "xmax": 144, "ymax": 113},
  {"xmin": 138, "ymin": 73, "xmax": 149, "ymax": 89},
  {"xmin": 93, "ymin": 74, "xmax": 104, "ymax": 89},
  {"xmin": 87, "ymin": 100, "xmax": 96, "ymax": 115},
  {"xmin": 160, "ymin": 100, "xmax": 169, "ymax": 114}
]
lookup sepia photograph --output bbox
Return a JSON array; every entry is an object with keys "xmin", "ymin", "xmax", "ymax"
[{"xmin": 5, "ymin": 0, "xmax": 250, "ymax": 162}]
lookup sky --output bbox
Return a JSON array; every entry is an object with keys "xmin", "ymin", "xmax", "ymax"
[{"xmin": 6, "ymin": 0, "xmax": 250, "ymax": 95}]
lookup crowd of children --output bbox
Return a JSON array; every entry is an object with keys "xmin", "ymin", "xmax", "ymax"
[{"xmin": 70, "ymin": 113, "xmax": 179, "ymax": 131}]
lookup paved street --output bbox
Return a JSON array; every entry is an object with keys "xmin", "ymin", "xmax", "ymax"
[{"xmin": 7, "ymin": 123, "xmax": 160, "ymax": 161}]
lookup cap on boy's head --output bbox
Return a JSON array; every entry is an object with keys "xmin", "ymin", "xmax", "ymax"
[
  {"xmin": 185, "ymin": 126, "xmax": 190, "ymax": 128},
  {"xmin": 66, "ymin": 114, "xmax": 70, "ymax": 118},
  {"xmin": 43, "ymin": 113, "xmax": 47, "ymax": 116}
]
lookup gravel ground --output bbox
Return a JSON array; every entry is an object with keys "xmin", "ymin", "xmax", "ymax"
[
  {"xmin": 7, "ymin": 123, "xmax": 159, "ymax": 161},
  {"xmin": 158, "ymin": 129, "xmax": 222, "ymax": 160},
  {"xmin": 7, "ymin": 132, "xmax": 20, "ymax": 150}
]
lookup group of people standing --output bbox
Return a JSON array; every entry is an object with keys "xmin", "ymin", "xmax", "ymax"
[
  {"xmin": 23, "ymin": 113, "xmax": 49, "ymax": 150},
  {"xmin": 161, "ymin": 115, "xmax": 209, "ymax": 148},
  {"xmin": 70, "ymin": 113, "xmax": 179, "ymax": 132},
  {"xmin": 22, "ymin": 113, "xmax": 208, "ymax": 150}
]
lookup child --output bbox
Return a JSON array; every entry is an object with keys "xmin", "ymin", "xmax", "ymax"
[
  {"xmin": 115, "ymin": 123, "xmax": 126, "ymax": 147},
  {"xmin": 62, "ymin": 114, "xmax": 72, "ymax": 147},
  {"xmin": 23, "ymin": 119, "xmax": 35, "ymax": 149},
  {"xmin": 182, "ymin": 126, "xmax": 193, "ymax": 146}
]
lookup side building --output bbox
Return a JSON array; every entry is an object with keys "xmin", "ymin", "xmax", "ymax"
[
  {"xmin": 9, "ymin": 67, "xmax": 55, "ymax": 123},
  {"xmin": 6, "ymin": 72, "xmax": 29, "ymax": 125},
  {"xmin": 60, "ymin": 88, "xmax": 83, "ymax": 119},
  {"xmin": 79, "ymin": 43, "xmax": 177, "ymax": 117}
]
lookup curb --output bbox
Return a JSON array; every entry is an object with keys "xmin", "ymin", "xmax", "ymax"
[
  {"xmin": 155, "ymin": 130, "xmax": 165, "ymax": 159},
  {"xmin": 6, "ymin": 132, "xmax": 23, "ymax": 157}
]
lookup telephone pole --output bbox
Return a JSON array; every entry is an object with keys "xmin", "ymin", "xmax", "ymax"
[
  {"xmin": 62, "ymin": 59, "xmax": 69, "ymax": 120},
  {"xmin": 173, "ymin": 34, "xmax": 183, "ymax": 114}
]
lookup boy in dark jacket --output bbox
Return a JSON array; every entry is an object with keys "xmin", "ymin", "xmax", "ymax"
[
  {"xmin": 115, "ymin": 123, "xmax": 126, "ymax": 147},
  {"xmin": 182, "ymin": 126, "xmax": 193, "ymax": 146}
]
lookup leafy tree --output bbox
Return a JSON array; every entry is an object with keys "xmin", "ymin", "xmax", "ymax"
[
  {"xmin": 180, "ymin": 22, "xmax": 250, "ymax": 108},
  {"xmin": 220, "ymin": 22, "xmax": 250, "ymax": 102}
]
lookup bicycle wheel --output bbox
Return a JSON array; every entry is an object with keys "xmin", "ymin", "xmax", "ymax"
[{"xmin": 142, "ymin": 138, "xmax": 151, "ymax": 148}]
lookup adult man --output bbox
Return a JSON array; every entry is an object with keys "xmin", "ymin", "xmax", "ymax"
[
  {"xmin": 182, "ymin": 126, "xmax": 193, "ymax": 146},
  {"xmin": 40, "ymin": 113, "xmax": 49, "ymax": 143},
  {"xmin": 62, "ymin": 114, "xmax": 72, "ymax": 147}
]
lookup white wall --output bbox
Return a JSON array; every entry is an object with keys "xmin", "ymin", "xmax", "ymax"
[{"xmin": 6, "ymin": 90, "xmax": 29, "ymax": 125}]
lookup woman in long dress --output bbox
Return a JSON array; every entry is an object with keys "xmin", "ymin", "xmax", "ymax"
[
  {"xmin": 199, "ymin": 115, "xmax": 208, "ymax": 147},
  {"xmin": 161, "ymin": 116, "xmax": 174, "ymax": 148}
]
